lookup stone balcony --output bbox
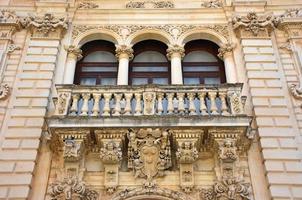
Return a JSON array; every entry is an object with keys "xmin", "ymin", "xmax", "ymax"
[{"xmin": 47, "ymin": 83, "xmax": 251, "ymax": 129}]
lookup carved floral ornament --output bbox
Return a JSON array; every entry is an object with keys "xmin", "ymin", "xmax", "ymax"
[
  {"xmin": 289, "ymin": 84, "xmax": 302, "ymax": 107},
  {"xmin": 201, "ymin": 0, "xmax": 223, "ymax": 8},
  {"xmin": 78, "ymin": 2, "xmax": 99, "ymax": 9},
  {"xmin": 126, "ymin": 0, "xmax": 174, "ymax": 9},
  {"xmin": 115, "ymin": 44, "xmax": 134, "ymax": 60},
  {"xmin": 49, "ymin": 176, "xmax": 98, "ymax": 200},
  {"xmin": 0, "ymin": 83, "xmax": 10, "ymax": 100},
  {"xmin": 166, "ymin": 44, "xmax": 185, "ymax": 60},
  {"xmin": 65, "ymin": 45, "xmax": 83, "ymax": 60},
  {"xmin": 217, "ymin": 43, "xmax": 236, "ymax": 60},
  {"xmin": 71, "ymin": 24, "xmax": 230, "ymax": 42}
]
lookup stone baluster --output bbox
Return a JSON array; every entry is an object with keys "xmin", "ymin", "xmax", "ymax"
[
  {"xmin": 198, "ymin": 92, "xmax": 208, "ymax": 115},
  {"xmin": 113, "ymin": 94, "xmax": 122, "ymax": 116},
  {"xmin": 208, "ymin": 91, "xmax": 218, "ymax": 115},
  {"xmin": 134, "ymin": 93, "xmax": 142, "ymax": 116},
  {"xmin": 177, "ymin": 93, "xmax": 185, "ymax": 114},
  {"xmin": 219, "ymin": 91, "xmax": 230, "ymax": 115},
  {"xmin": 91, "ymin": 93, "xmax": 101, "ymax": 116},
  {"xmin": 124, "ymin": 93, "xmax": 133, "ymax": 115},
  {"xmin": 188, "ymin": 93, "xmax": 196, "ymax": 115},
  {"xmin": 157, "ymin": 93, "xmax": 164, "ymax": 115},
  {"xmin": 167, "ymin": 93, "xmax": 175, "ymax": 114},
  {"xmin": 103, "ymin": 93, "xmax": 112, "ymax": 116},
  {"xmin": 70, "ymin": 94, "xmax": 80, "ymax": 115},
  {"xmin": 80, "ymin": 93, "xmax": 91, "ymax": 116}
]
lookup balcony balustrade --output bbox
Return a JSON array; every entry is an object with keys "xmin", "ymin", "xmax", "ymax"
[{"xmin": 53, "ymin": 84, "xmax": 246, "ymax": 118}]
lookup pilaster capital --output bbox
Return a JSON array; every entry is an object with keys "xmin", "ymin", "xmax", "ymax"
[
  {"xmin": 0, "ymin": 9, "xmax": 23, "ymax": 39},
  {"xmin": 115, "ymin": 44, "xmax": 134, "ymax": 60},
  {"xmin": 277, "ymin": 9, "xmax": 302, "ymax": 38},
  {"xmin": 65, "ymin": 45, "xmax": 83, "ymax": 60},
  {"xmin": 217, "ymin": 43, "xmax": 236, "ymax": 60},
  {"xmin": 232, "ymin": 12, "xmax": 279, "ymax": 38},
  {"xmin": 22, "ymin": 13, "xmax": 68, "ymax": 38},
  {"xmin": 166, "ymin": 44, "xmax": 185, "ymax": 60}
]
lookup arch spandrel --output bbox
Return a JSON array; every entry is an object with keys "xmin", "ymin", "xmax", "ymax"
[
  {"xmin": 72, "ymin": 28, "xmax": 123, "ymax": 47},
  {"xmin": 178, "ymin": 28, "xmax": 229, "ymax": 47},
  {"xmin": 126, "ymin": 29, "xmax": 173, "ymax": 46}
]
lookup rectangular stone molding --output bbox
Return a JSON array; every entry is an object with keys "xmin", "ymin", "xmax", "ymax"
[
  {"xmin": 0, "ymin": 36, "xmax": 61, "ymax": 199},
  {"xmin": 241, "ymin": 38, "xmax": 302, "ymax": 199}
]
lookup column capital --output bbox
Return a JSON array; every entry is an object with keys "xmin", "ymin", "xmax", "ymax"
[
  {"xmin": 232, "ymin": 11, "xmax": 279, "ymax": 38},
  {"xmin": 0, "ymin": 9, "xmax": 23, "ymax": 39},
  {"xmin": 115, "ymin": 44, "xmax": 133, "ymax": 60},
  {"xmin": 22, "ymin": 13, "xmax": 68, "ymax": 38},
  {"xmin": 64, "ymin": 45, "xmax": 83, "ymax": 60},
  {"xmin": 218, "ymin": 43, "xmax": 236, "ymax": 60},
  {"xmin": 166, "ymin": 44, "xmax": 185, "ymax": 60}
]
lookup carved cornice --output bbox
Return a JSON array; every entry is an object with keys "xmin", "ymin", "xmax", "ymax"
[
  {"xmin": 232, "ymin": 12, "xmax": 279, "ymax": 38},
  {"xmin": 72, "ymin": 24, "xmax": 229, "ymax": 42},
  {"xmin": 0, "ymin": 9, "xmax": 22, "ymax": 29},
  {"xmin": 217, "ymin": 43, "xmax": 235, "ymax": 60},
  {"xmin": 64, "ymin": 45, "xmax": 83, "ymax": 60},
  {"xmin": 22, "ymin": 13, "xmax": 68, "ymax": 38},
  {"xmin": 115, "ymin": 44, "xmax": 134, "ymax": 60},
  {"xmin": 126, "ymin": 1, "xmax": 174, "ymax": 9},
  {"xmin": 201, "ymin": 0, "xmax": 223, "ymax": 8},
  {"xmin": 78, "ymin": 2, "xmax": 99, "ymax": 9},
  {"xmin": 166, "ymin": 44, "xmax": 185, "ymax": 60},
  {"xmin": 49, "ymin": 176, "xmax": 99, "ymax": 200},
  {"xmin": 0, "ymin": 83, "xmax": 10, "ymax": 100}
]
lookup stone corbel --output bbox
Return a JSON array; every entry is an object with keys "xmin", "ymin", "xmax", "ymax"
[
  {"xmin": 232, "ymin": 12, "xmax": 279, "ymax": 38},
  {"xmin": 174, "ymin": 129, "xmax": 203, "ymax": 193},
  {"xmin": 201, "ymin": 128, "xmax": 252, "ymax": 200},
  {"xmin": 22, "ymin": 13, "xmax": 68, "ymax": 38},
  {"xmin": 96, "ymin": 130, "xmax": 124, "ymax": 194},
  {"xmin": 50, "ymin": 129, "xmax": 90, "ymax": 180}
]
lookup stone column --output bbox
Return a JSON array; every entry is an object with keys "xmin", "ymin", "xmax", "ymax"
[
  {"xmin": 218, "ymin": 43, "xmax": 237, "ymax": 83},
  {"xmin": 167, "ymin": 44, "xmax": 185, "ymax": 85},
  {"xmin": 115, "ymin": 45, "xmax": 133, "ymax": 85},
  {"xmin": 63, "ymin": 45, "xmax": 82, "ymax": 84}
]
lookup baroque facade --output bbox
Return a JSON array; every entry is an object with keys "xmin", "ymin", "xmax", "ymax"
[{"xmin": 0, "ymin": 0, "xmax": 302, "ymax": 200}]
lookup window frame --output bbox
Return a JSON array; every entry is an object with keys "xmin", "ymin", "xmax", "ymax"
[
  {"xmin": 74, "ymin": 40, "xmax": 118, "ymax": 85},
  {"xmin": 129, "ymin": 40, "xmax": 170, "ymax": 85},
  {"xmin": 182, "ymin": 40, "xmax": 226, "ymax": 85}
]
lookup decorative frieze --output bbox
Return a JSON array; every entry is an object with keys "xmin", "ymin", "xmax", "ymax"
[
  {"xmin": 126, "ymin": 1, "xmax": 174, "ymax": 9},
  {"xmin": 22, "ymin": 13, "xmax": 68, "ymax": 38},
  {"xmin": 72, "ymin": 24, "xmax": 229, "ymax": 42},
  {"xmin": 232, "ymin": 12, "xmax": 278, "ymax": 38},
  {"xmin": 49, "ymin": 176, "xmax": 99, "ymax": 200},
  {"xmin": 127, "ymin": 128, "xmax": 172, "ymax": 186},
  {"xmin": 201, "ymin": 0, "xmax": 223, "ymax": 8}
]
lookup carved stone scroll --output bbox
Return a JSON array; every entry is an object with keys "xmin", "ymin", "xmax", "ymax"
[{"xmin": 0, "ymin": 83, "xmax": 10, "ymax": 100}]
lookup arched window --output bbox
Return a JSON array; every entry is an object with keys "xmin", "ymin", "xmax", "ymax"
[
  {"xmin": 183, "ymin": 40, "xmax": 226, "ymax": 84},
  {"xmin": 129, "ymin": 40, "xmax": 170, "ymax": 85},
  {"xmin": 74, "ymin": 40, "xmax": 118, "ymax": 85}
]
